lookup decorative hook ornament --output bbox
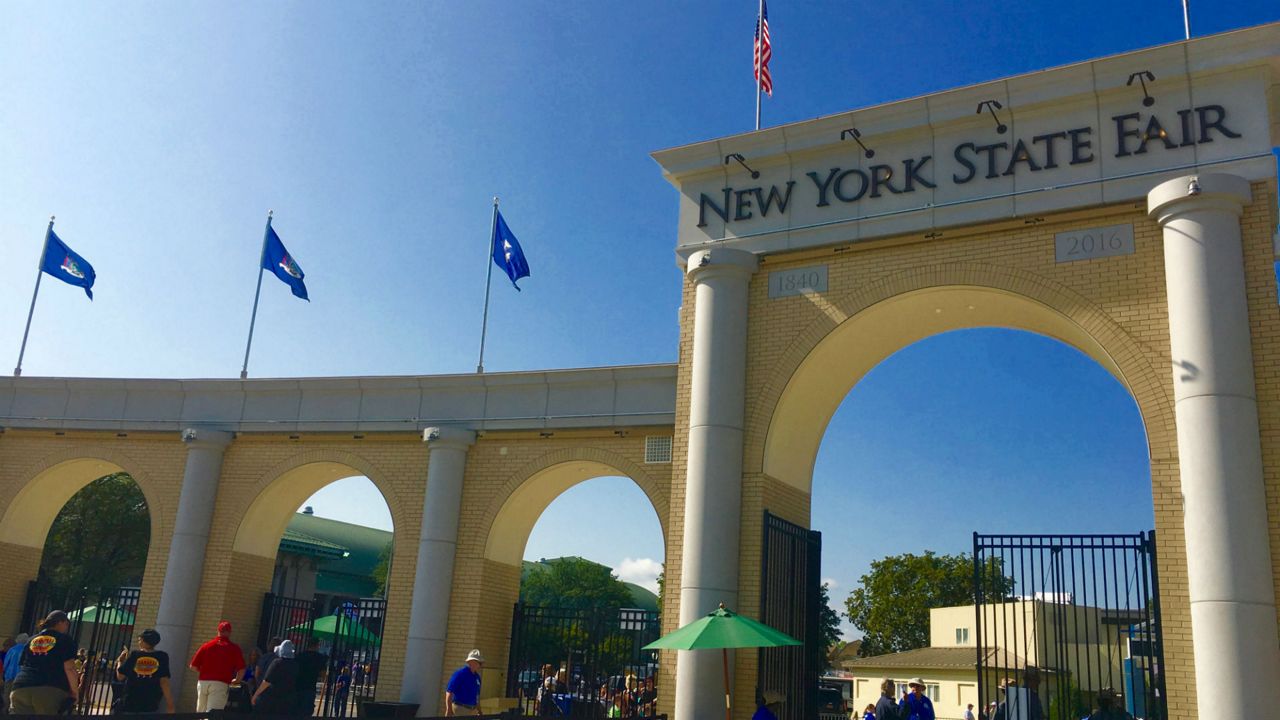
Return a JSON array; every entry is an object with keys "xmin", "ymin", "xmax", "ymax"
[
  {"xmin": 724, "ymin": 153, "xmax": 760, "ymax": 179},
  {"xmin": 839, "ymin": 128, "xmax": 875, "ymax": 158},
  {"xmin": 976, "ymin": 100, "xmax": 1007, "ymax": 134}
]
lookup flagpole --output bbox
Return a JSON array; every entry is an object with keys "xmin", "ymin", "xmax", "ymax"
[
  {"xmin": 13, "ymin": 216, "xmax": 54, "ymax": 377},
  {"xmin": 1182, "ymin": 0, "xmax": 1190, "ymax": 39},
  {"xmin": 240, "ymin": 211, "xmax": 272, "ymax": 380},
  {"xmin": 476, "ymin": 197, "xmax": 499, "ymax": 374},
  {"xmin": 754, "ymin": 0, "xmax": 764, "ymax": 131}
]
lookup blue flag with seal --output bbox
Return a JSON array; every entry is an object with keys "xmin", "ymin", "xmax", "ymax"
[
  {"xmin": 40, "ymin": 229, "xmax": 96, "ymax": 300},
  {"xmin": 261, "ymin": 225, "xmax": 309, "ymax": 301},
  {"xmin": 491, "ymin": 210, "xmax": 530, "ymax": 290}
]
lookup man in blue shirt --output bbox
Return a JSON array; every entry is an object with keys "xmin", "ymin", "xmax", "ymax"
[
  {"xmin": 4, "ymin": 633, "xmax": 30, "ymax": 710},
  {"xmin": 444, "ymin": 649, "xmax": 483, "ymax": 717},
  {"xmin": 899, "ymin": 678, "xmax": 935, "ymax": 720}
]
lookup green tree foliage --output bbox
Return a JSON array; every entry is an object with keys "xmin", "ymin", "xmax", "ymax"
[
  {"xmin": 370, "ymin": 540, "xmax": 393, "ymax": 597},
  {"xmin": 520, "ymin": 557, "xmax": 634, "ymax": 610},
  {"xmin": 38, "ymin": 473, "xmax": 150, "ymax": 606},
  {"xmin": 655, "ymin": 568, "xmax": 664, "ymax": 615},
  {"xmin": 844, "ymin": 551, "xmax": 1014, "ymax": 657},
  {"xmin": 1046, "ymin": 681, "xmax": 1088, "ymax": 720},
  {"xmin": 819, "ymin": 582, "xmax": 843, "ymax": 667}
]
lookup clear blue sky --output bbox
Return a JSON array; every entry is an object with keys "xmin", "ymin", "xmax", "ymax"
[{"xmin": 5, "ymin": 2, "xmax": 1277, "ymax": 636}]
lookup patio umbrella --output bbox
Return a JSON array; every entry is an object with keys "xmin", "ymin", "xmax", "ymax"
[
  {"xmin": 643, "ymin": 604, "xmax": 801, "ymax": 720},
  {"xmin": 68, "ymin": 605, "xmax": 136, "ymax": 626},
  {"xmin": 286, "ymin": 615, "xmax": 381, "ymax": 646}
]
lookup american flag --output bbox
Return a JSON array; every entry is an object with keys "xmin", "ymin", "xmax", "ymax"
[{"xmin": 754, "ymin": 0, "xmax": 772, "ymax": 96}]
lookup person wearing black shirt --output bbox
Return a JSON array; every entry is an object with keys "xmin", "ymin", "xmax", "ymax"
[
  {"xmin": 293, "ymin": 637, "xmax": 328, "ymax": 716},
  {"xmin": 115, "ymin": 628, "xmax": 174, "ymax": 713},
  {"xmin": 10, "ymin": 610, "xmax": 79, "ymax": 715},
  {"xmin": 251, "ymin": 640, "xmax": 299, "ymax": 715}
]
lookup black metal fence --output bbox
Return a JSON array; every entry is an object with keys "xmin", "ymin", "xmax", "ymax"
[
  {"xmin": 257, "ymin": 593, "xmax": 387, "ymax": 718},
  {"xmin": 17, "ymin": 582, "xmax": 143, "ymax": 714},
  {"xmin": 506, "ymin": 604, "xmax": 661, "ymax": 718},
  {"xmin": 758, "ymin": 511, "xmax": 822, "ymax": 720},
  {"xmin": 973, "ymin": 532, "xmax": 1167, "ymax": 720}
]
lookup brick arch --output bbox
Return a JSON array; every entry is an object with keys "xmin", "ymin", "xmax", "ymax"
[
  {"xmin": 230, "ymin": 447, "xmax": 406, "ymax": 560},
  {"xmin": 479, "ymin": 445, "xmax": 670, "ymax": 566},
  {"xmin": 747, "ymin": 260, "xmax": 1176, "ymax": 489}
]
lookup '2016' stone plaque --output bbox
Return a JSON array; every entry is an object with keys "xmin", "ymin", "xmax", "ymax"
[{"xmin": 1055, "ymin": 224, "xmax": 1135, "ymax": 263}]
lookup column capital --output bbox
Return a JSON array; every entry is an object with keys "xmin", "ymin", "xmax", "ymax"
[
  {"xmin": 422, "ymin": 426, "xmax": 476, "ymax": 449},
  {"xmin": 685, "ymin": 247, "xmax": 758, "ymax": 283},
  {"xmin": 1148, "ymin": 173, "xmax": 1252, "ymax": 225},
  {"xmin": 180, "ymin": 427, "xmax": 233, "ymax": 450}
]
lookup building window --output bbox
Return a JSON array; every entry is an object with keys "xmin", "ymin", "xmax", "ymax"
[
  {"xmin": 927, "ymin": 684, "xmax": 940, "ymax": 701},
  {"xmin": 956, "ymin": 627, "xmax": 970, "ymax": 644}
]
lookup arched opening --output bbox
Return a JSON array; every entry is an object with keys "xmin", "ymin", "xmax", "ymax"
[
  {"xmin": 761, "ymin": 285, "xmax": 1162, "ymax": 720},
  {"xmin": 0, "ymin": 459, "xmax": 159, "ymax": 713},
  {"xmin": 227, "ymin": 462, "xmax": 397, "ymax": 717},
  {"xmin": 484, "ymin": 458, "xmax": 667, "ymax": 718}
]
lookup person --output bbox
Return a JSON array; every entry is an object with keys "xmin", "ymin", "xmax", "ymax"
[
  {"xmin": 189, "ymin": 620, "xmax": 246, "ymax": 712},
  {"xmin": 1087, "ymin": 687, "xmax": 1134, "ymax": 720},
  {"xmin": 606, "ymin": 691, "xmax": 630, "ymax": 718},
  {"xmin": 964, "ymin": 702, "xmax": 976, "ymax": 720},
  {"xmin": 635, "ymin": 676, "xmax": 657, "ymax": 717},
  {"xmin": 992, "ymin": 672, "xmax": 1044, "ymax": 720},
  {"xmin": 332, "ymin": 665, "xmax": 351, "ymax": 717},
  {"xmin": 114, "ymin": 628, "xmax": 175, "ymax": 714},
  {"xmin": 4, "ymin": 634, "xmax": 29, "ymax": 714},
  {"xmin": 9, "ymin": 611, "xmax": 79, "ymax": 715},
  {"xmin": 862, "ymin": 703, "xmax": 877, "ymax": 720},
  {"xmin": 874, "ymin": 679, "xmax": 900, "ymax": 720},
  {"xmin": 251, "ymin": 640, "xmax": 298, "ymax": 715},
  {"xmin": 751, "ymin": 690, "xmax": 784, "ymax": 720},
  {"xmin": 535, "ymin": 664, "xmax": 557, "ymax": 716},
  {"xmin": 293, "ymin": 637, "xmax": 328, "ymax": 716},
  {"xmin": 243, "ymin": 648, "xmax": 262, "ymax": 691},
  {"xmin": 444, "ymin": 649, "xmax": 484, "ymax": 717},
  {"xmin": 254, "ymin": 637, "xmax": 282, "ymax": 688},
  {"xmin": 898, "ymin": 678, "xmax": 935, "ymax": 720}
]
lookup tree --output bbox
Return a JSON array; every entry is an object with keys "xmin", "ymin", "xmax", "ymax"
[
  {"xmin": 655, "ymin": 568, "xmax": 664, "ymax": 615},
  {"xmin": 819, "ymin": 582, "xmax": 843, "ymax": 667},
  {"xmin": 370, "ymin": 540, "xmax": 393, "ymax": 597},
  {"xmin": 520, "ymin": 557, "xmax": 634, "ymax": 610},
  {"xmin": 38, "ymin": 473, "xmax": 150, "ymax": 606},
  {"xmin": 844, "ymin": 551, "xmax": 1013, "ymax": 657}
]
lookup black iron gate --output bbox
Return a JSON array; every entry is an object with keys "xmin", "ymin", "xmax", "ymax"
[
  {"xmin": 973, "ymin": 532, "xmax": 1167, "ymax": 720},
  {"xmin": 506, "ymin": 604, "xmax": 661, "ymax": 718},
  {"xmin": 758, "ymin": 511, "xmax": 822, "ymax": 720},
  {"xmin": 18, "ymin": 582, "xmax": 142, "ymax": 714},
  {"xmin": 257, "ymin": 593, "xmax": 387, "ymax": 717}
]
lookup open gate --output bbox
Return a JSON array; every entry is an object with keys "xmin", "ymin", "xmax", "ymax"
[
  {"xmin": 973, "ymin": 532, "xmax": 1167, "ymax": 720},
  {"xmin": 257, "ymin": 593, "xmax": 387, "ymax": 717},
  {"xmin": 506, "ymin": 604, "xmax": 661, "ymax": 718},
  {"xmin": 758, "ymin": 511, "xmax": 822, "ymax": 720}
]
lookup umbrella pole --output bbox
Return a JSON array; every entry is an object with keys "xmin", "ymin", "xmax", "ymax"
[{"xmin": 722, "ymin": 648, "xmax": 731, "ymax": 720}]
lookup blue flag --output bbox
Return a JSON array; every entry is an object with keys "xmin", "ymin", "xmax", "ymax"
[
  {"xmin": 40, "ymin": 230, "xmax": 96, "ymax": 300},
  {"xmin": 261, "ymin": 224, "xmax": 309, "ymax": 301},
  {"xmin": 492, "ymin": 210, "xmax": 530, "ymax": 291}
]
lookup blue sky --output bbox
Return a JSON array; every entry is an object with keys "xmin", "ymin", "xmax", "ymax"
[{"xmin": 5, "ymin": 2, "xmax": 1277, "ymax": 637}]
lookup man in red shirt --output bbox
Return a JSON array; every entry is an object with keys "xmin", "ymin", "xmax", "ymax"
[{"xmin": 189, "ymin": 621, "xmax": 245, "ymax": 711}]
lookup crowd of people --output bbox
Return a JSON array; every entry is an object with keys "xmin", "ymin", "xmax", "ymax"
[{"xmin": 840, "ymin": 669, "xmax": 1136, "ymax": 720}]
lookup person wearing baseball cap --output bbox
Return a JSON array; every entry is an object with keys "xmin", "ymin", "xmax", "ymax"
[
  {"xmin": 189, "ymin": 620, "xmax": 246, "ymax": 711},
  {"xmin": 10, "ymin": 611, "xmax": 79, "ymax": 715},
  {"xmin": 115, "ymin": 628, "xmax": 174, "ymax": 713},
  {"xmin": 444, "ymin": 649, "xmax": 484, "ymax": 716}
]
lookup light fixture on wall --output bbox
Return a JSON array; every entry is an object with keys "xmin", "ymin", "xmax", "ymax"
[
  {"xmin": 724, "ymin": 153, "xmax": 760, "ymax": 179},
  {"xmin": 976, "ymin": 100, "xmax": 1008, "ymax": 134},
  {"xmin": 1127, "ymin": 71, "xmax": 1156, "ymax": 106},
  {"xmin": 840, "ymin": 128, "xmax": 875, "ymax": 158},
  {"xmin": 1187, "ymin": 177, "xmax": 1202, "ymax": 196}
]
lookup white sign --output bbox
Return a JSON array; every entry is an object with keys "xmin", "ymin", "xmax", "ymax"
[
  {"xmin": 1055, "ymin": 224, "xmax": 1134, "ymax": 263},
  {"xmin": 769, "ymin": 265, "xmax": 828, "ymax": 299}
]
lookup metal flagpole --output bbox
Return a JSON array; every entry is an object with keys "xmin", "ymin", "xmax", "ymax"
[
  {"xmin": 476, "ymin": 197, "xmax": 500, "ymax": 373},
  {"xmin": 13, "ymin": 216, "xmax": 55, "ymax": 377},
  {"xmin": 1182, "ymin": 0, "xmax": 1190, "ymax": 40},
  {"xmin": 755, "ymin": 0, "xmax": 764, "ymax": 131},
  {"xmin": 240, "ymin": 211, "xmax": 273, "ymax": 380}
]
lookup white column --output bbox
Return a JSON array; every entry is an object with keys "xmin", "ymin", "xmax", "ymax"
[
  {"xmin": 154, "ymin": 427, "xmax": 232, "ymax": 699},
  {"xmin": 674, "ymin": 248, "xmax": 758, "ymax": 720},
  {"xmin": 401, "ymin": 426, "xmax": 475, "ymax": 715},
  {"xmin": 1148, "ymin": 173, "xmax": 1280, "ymax": 717}
]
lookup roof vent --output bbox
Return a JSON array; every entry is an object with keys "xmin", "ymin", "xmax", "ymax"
[
  {"xmin": 644, "ymin": 436, "xmax": 673, "ymax": 464},
  {"xmin": 303, "ymin": 506, "xmax": 314, "ymax": 515}
]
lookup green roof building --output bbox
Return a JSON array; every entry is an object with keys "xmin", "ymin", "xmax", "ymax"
[{"xmin": 272, "ymin": 508, "xmax": 392, "ymax": 609}]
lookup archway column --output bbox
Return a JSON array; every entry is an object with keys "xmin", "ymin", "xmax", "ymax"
[
  {"xmin": 1148, "ymin": 173, "xmax": 1280, "ymax": 716},
  {"xmin": 675, "ymin": 248, "xmax": 758, "ymax": 720},
  {"xmin": 153, "ymin": 427, "xmax": 232, "ymax": 699},
  {"xmin": 401, "ymin": 426, "xmax": 475, "ymax": 715}
]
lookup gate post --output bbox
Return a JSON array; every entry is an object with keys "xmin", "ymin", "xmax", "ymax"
[
  {"xmin": 401, "ymin": 426, "xmax": 475, "ymax": 715},
  {"xmin": 1148, "ymin": 174, "xmax": 1280, "ymax": 717},
  {"xmin": 153, "ymin": 427, "xmax": 232, "ymax": 704},
  {"xmin": 675, "ymin": 248, "xmax": 757, "ymax": 720}
]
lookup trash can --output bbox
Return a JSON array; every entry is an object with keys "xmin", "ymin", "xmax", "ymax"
[{"xmin": 359, "ymin": 700, "xmax": 420, "ymax": 718}]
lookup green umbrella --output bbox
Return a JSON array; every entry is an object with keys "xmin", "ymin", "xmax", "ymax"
[
  {"xmin": 68, "ymin": 605, "xmax": 136, "ymax": 626},
  {"xmin": 286, "ymin": 615, "xmax": 381, "ymax": 646},
  {"xmin": 643, "ymin": 604, "xmax": 801, "ymax": 720}
]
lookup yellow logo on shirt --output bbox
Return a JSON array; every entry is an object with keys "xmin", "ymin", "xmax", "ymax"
[
  {"xmin": 28, "ymin": 635, "xmax": 56, "ymax": 655},
  {"xmin": 133, "ymin": 656, "xmax": 160, "ymax": 677}
]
